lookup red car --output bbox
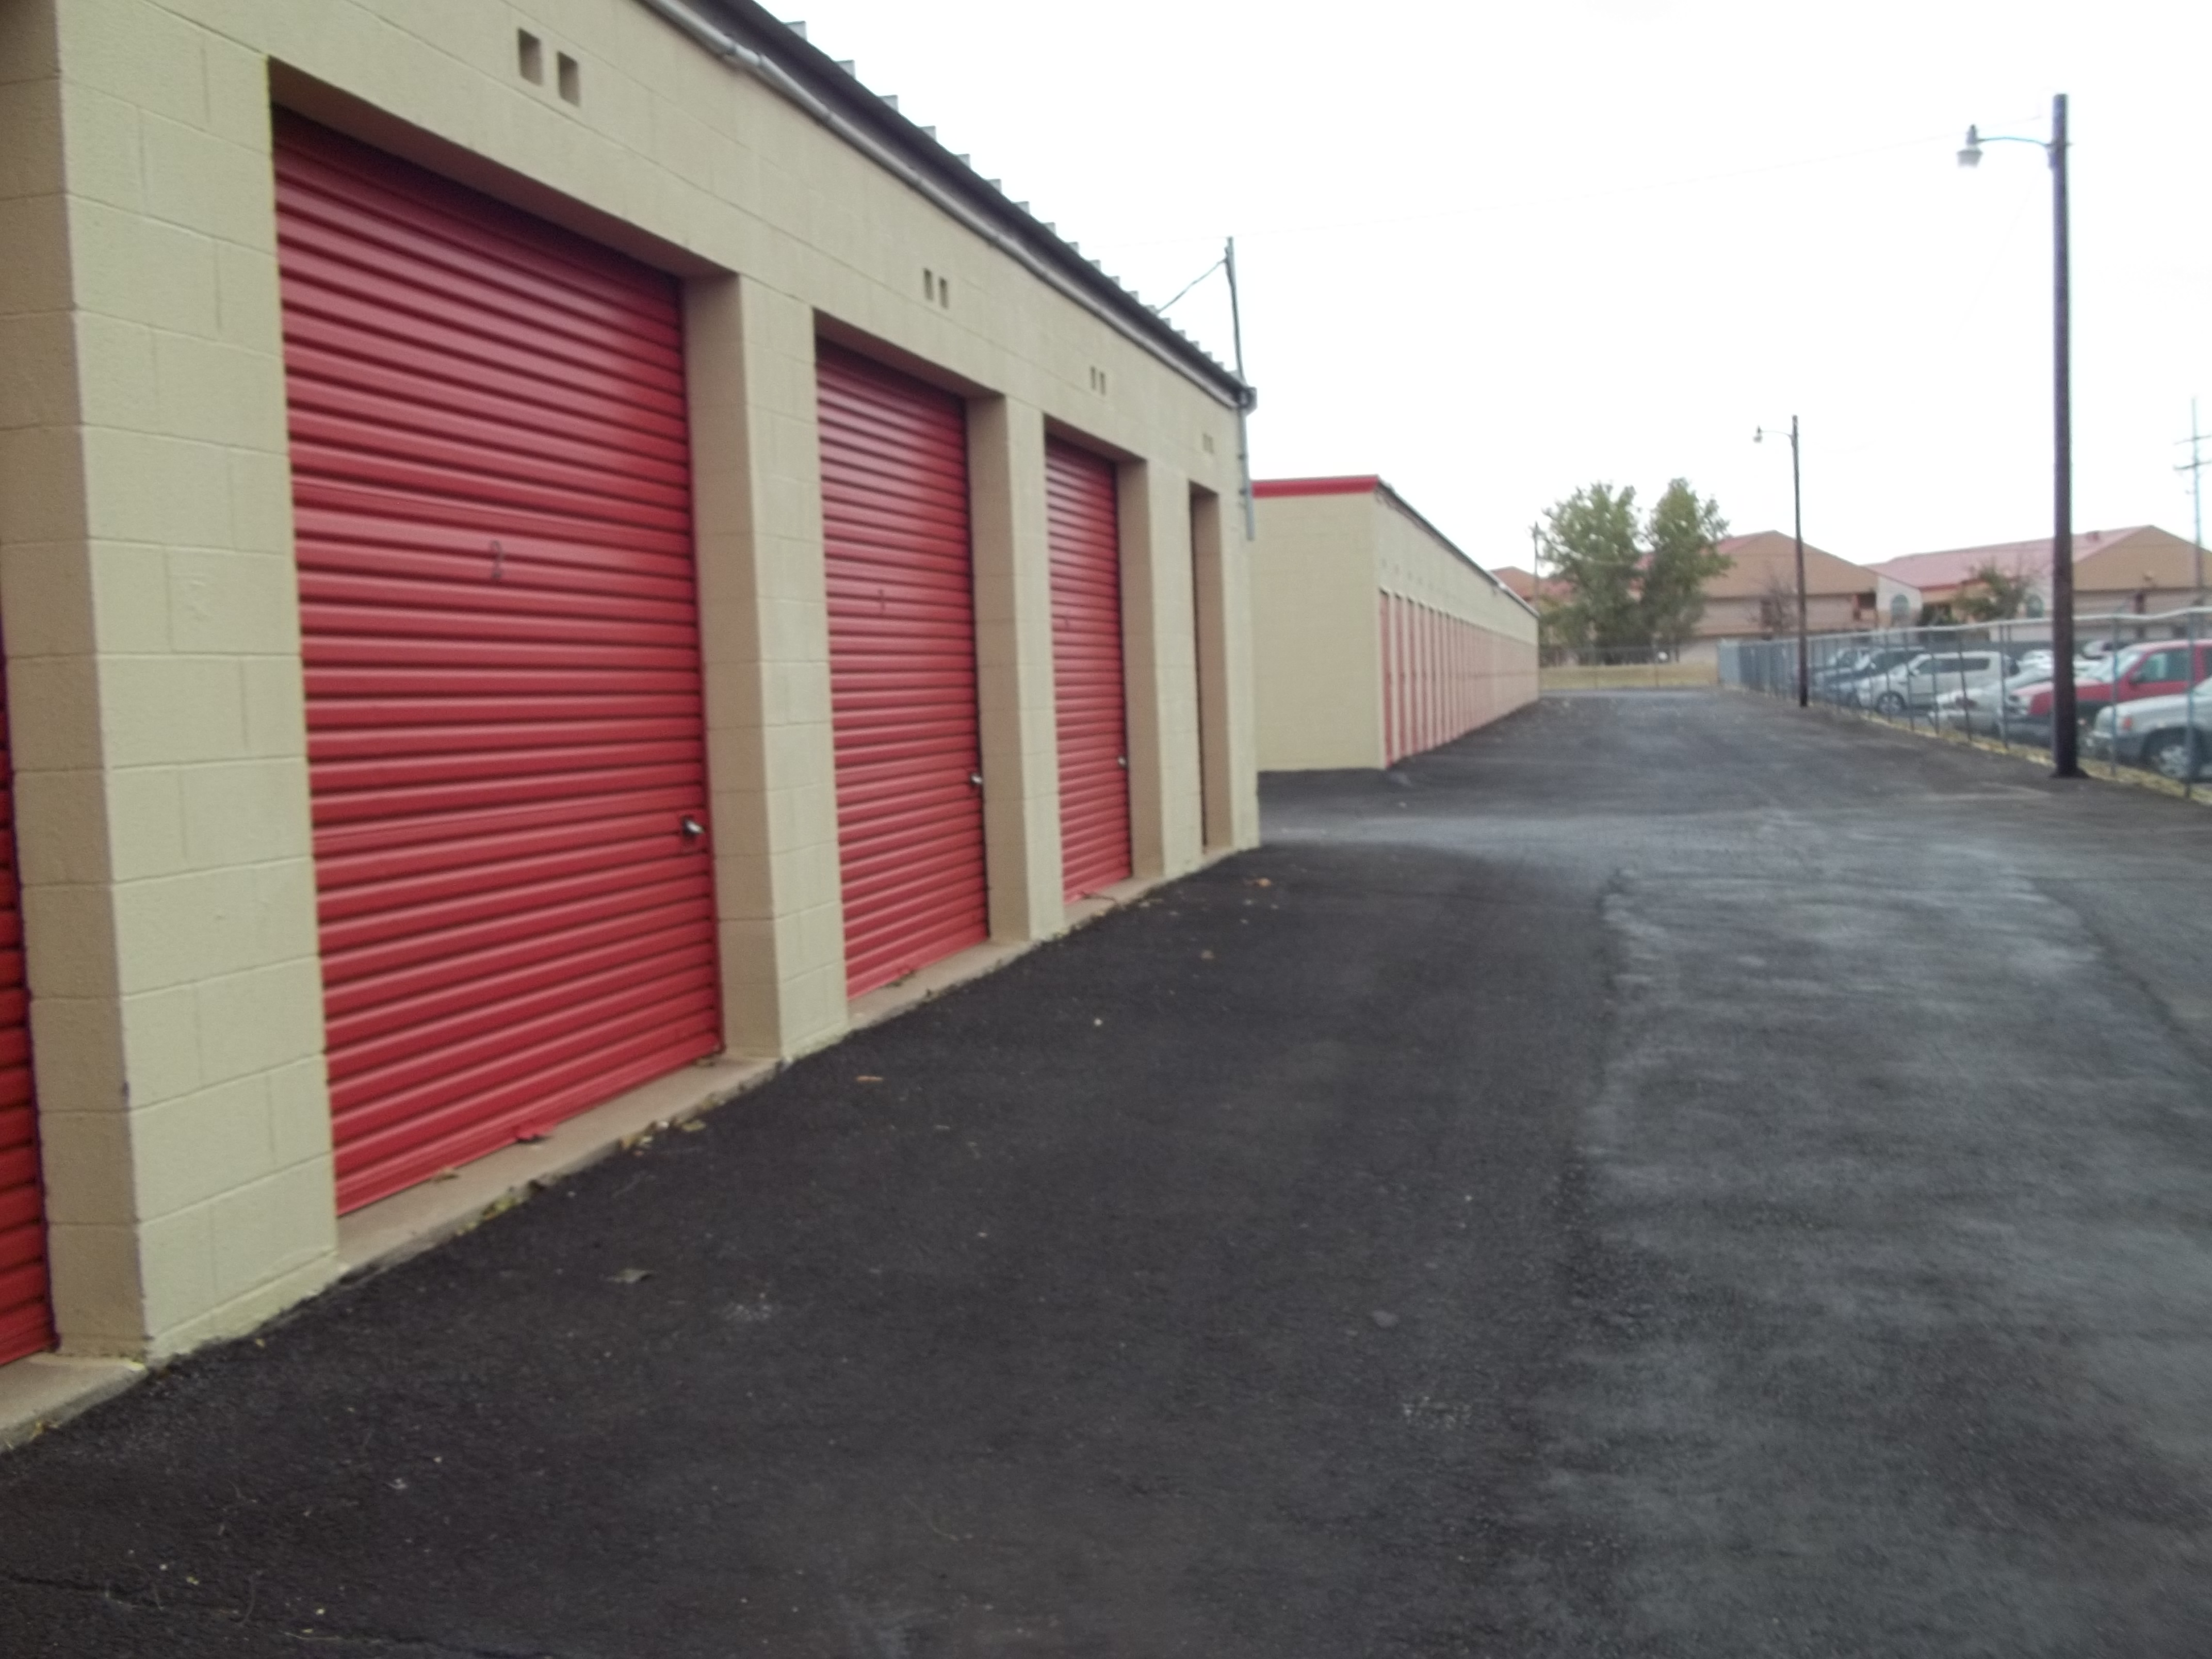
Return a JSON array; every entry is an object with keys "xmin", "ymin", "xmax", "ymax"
[{"xmin": 2007, "ymin": 640, "xmax": 2212, "ymax": 726}]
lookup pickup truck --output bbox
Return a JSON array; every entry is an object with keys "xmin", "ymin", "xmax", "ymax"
[
  {"xmin": 2085, "ymin": 681, "xmax": 2212, "ymax": 779},
  {"xmin": 2005, "ymin": 640, "xmax": 2212, "ymax": 731}
]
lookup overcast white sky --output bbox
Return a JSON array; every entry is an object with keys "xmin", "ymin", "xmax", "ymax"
[{"xmin": 786, "ymin": 0, "xmax": 2212, "ymax": 573}]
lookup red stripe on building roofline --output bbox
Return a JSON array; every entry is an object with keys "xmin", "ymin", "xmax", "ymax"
[{"xmin": 1253, "ymin": 475, "xmax": 1382, "ymax": 498}]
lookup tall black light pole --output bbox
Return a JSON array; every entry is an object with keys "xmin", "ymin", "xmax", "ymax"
[
  {"xmin": 1754, "ymin": 416, "xmax": 1808, "ymax": 707},
  {"xmin": 1960, "ymin": 95, "xmax": 2078, "ymax": 777}
]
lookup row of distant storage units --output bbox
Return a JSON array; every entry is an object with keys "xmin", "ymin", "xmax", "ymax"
[
  {"xmin": 1250, "ymin": 478, "xmax": 1539, "ymax": 771},
  {"xmin": 0, "ymin": 0, "xmax": 1256, "ymax": 1369}
]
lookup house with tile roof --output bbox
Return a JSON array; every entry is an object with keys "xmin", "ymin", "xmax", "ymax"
[{"xmin": 1869, "ymin": 527, "xmax": 2207, "ymax": 626}]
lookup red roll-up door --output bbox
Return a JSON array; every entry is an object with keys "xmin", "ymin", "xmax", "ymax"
[
  {"xmin": 0, "ymin": 641, "xmax": 51, "ymax": 1366},
  {"xmin": 818, "ymin": 344, "xmax": 988, "ymax": 997},
  {"xmin": 275, "ymin": 116, "xmax": 720, "ymax": 1212},
  {"xmin": 1046, "ymin": 440, "xmax": 1131, "ymax": 900}
]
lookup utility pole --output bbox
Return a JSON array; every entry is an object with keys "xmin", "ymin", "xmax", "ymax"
[
  {"xmin": 2048, "ymin": 92, "xmax": 2078, "ymax": 775},
  {"xmin": 1223, "ymin": 236, "xmax": 1255, "ymax": 541},
  {"xmin": 1958, "ymin": 93, "xmax": 2076, "ymax": 775},
  {"xmin": 1790, "ymin": 415, "xmax": 1807, "ymax": 707},
  {"xmin": 2181, "ymin": 397, "xmax": 2207, "ymax": 600}
]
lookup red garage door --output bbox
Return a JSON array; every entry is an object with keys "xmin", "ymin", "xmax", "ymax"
[
  {"xmin": 1046, "ymin": 440, "xmax": 1131, "ymax": 900},
  {"xmin": 818, "ymin": 344, "xmax": 988, "ymax": 996},
  {"xmin": 0, "ymin": 644, "xmax": 51, "ymax": 1366},
  {"xmin": 276, "ymin": 116, "xmax": 720, "ymax": 1212}
]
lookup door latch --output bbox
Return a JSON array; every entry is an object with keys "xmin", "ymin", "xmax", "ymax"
[
  {"xmin": 968, "ymin": 772, "xmax": 983, "ymax": 789},
  {"xmin": 680, "ymin": 815, "xmax": 706, "ymax": 843},
  {"xmin": 1116, "ymin": 755, "xmax": 1128, "ymax": 769}
]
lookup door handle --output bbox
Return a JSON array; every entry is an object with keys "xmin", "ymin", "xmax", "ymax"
[{"xmin": 680, "ymin": 815, "xmax": 706, "ymax": 844}]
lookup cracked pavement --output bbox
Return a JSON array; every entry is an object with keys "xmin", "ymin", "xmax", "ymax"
[{"xmin": 3, "ymin": 690, "xmax": 2210, "ymax": 1656}]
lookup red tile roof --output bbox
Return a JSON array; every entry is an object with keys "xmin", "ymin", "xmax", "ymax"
[{"xmin": 1868, "ymin": 528, "xmax": 2148, "ymax": 591}]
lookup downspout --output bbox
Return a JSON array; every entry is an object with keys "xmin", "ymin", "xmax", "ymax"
[{"xmin": 633, "ymin": 0, "xmax": 1252, "ymax": 415}]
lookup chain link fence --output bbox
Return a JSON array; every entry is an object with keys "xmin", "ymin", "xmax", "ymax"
[{"xmin": 1719, "ymin": 606, "xmax": 2212, "ymax": 798}]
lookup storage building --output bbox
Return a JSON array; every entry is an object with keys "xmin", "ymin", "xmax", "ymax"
[
  {"xmin": 1250, "ymin": 477, "xmax": 1537, "ymax": 771},
  {"xmin": 0, "ymin": 0, "xmax": 1259, "ymax": 1396}
]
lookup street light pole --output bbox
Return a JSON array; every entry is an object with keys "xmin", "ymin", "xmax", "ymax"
[
  {"xmin": 1790, "ymin": 415, "xmax": 1807, "ymax": 707},
  {"xmin": 1753, "ymin": 417, "xmax": 1809, "ymax": 706},
  {"xmin": 1960, "ymin": 94, "xmax": 2077, "ymax": 776},
  {"xmin": 2048, "ymin": 93, "xmax": 2077, "ymax": 775}
]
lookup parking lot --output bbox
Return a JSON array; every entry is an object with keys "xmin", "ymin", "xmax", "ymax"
[{"xmin": 3, "ymin": 690, "xmax": 2210, "ymax": 1657}]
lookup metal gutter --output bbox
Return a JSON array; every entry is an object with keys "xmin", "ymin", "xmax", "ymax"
[{"xmin": 632, "ymin": 0, "xmax": 1254, "ymax": 414}]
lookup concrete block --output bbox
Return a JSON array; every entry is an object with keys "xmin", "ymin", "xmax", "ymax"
[
  {"xmin": 129, "ymin": 1071, "xmax": 273, "ymax": 1217},
  {"xmin": 68, "ymin": 199, "xmax": 221, "ymax": 337},
  {"xmin": 212, "ymin": 238, "xmax": 283, "ymax": 351},
  {"xmin": 0, "ymin": 0, "xmax": 60, "ymax": 86},
  {"xmin": 167, "ymin": 547, "xmax": 299, "ymax": 654},
  {"xmin": 196, "ymin": 27, "xmax": 271, "ymax": 150},
  {"xmin": 153, "ymin": 334, "xmax": 286, "ymax": 454},
  {"xmin": 176, "ymin": 755, "xmax": 310, "ymax": 868},
  {"xmin": 70, "ymin": 310, "xmax": 160, "ymax": 433},
  {"xmin": 194, "ymin": 957, "xmax": 323, "ymax": 1082},
  {"xmin": 118, "ymin": 980, "xmax": 205, "ymax": 1103},
  {"xmin": 0, "ymin": 193, "xmax": 72, "ymax": 317},
  {"xmin": 30, "ymin": 1107, "xmax": 135, "ymax": 1226},
  {"xmin": 42, "ymin": 1219, "xmax": 147, "ymax": 1349},
  {"xmin": 101, "ymin": 765, "xmax": 187, "ymax": 881},
  {"xmin": 59, "ymin": 0, "xmax": 213, "ymax": 129},
  {"xmin": 206, "ymin": 1159, "xmax": 336, "ymax": 1304},
  {"xmin": 265, "ymin": 1055, "xmax": 333, "ymax": 1168},
  {"xmin": 6, "ymin": 652, "xmax": 104, "ymax": 773},
  {"xmin": 90, "ymin": 539, "xmax": 175, "ymax": 654},
  {"xmin": 0, "ymin": 426, "xmax": 88, "ymax": 546},
  {"xmin": 239, "ymin": 655, "xmax": 308, "ymax": 759},
  {"xmin": 24, "ymin": 994, "xmax": 126, "ymax": 1114},
  {"xmin": 0, "ymin": 312, "xmax": 80, "ymax": 431},
  {"xmin": 80, "ymin": 428, "xmax": 236, "ymax": 547},
  {"xmin": 0, "ymin": 75, "xmax": 63, "ymax": 201},
  {"xmin": 133, "ymin": 1200, "xmax": 218, "ymax": 1337},
  {"xmin": 225, "ymin": 445, "xmax": 296, "ymax": 555},
  {"xmin": 95, "ymin": 654, "xmax": 246, "ymax": 768},
  {"xmin": 0, "ymin": 540, "xmax": 96, "ymax": 661}
]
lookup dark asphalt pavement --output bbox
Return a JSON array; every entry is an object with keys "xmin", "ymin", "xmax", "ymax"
[{"xmin": 5, "ymin": 691, "xmax": 2212, "ymax": 1656}]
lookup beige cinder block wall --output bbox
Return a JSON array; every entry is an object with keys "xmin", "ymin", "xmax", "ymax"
[
  {"xmin": 1252, "ymin": 482, "xmax": 1537, "ymax": 771},
  {"xmin": 1250, "ymin": 491, "xmax": 1385, "ymax": 770},
  {"xmin": 0, "ymin": 0, "xmax": 1259, "ymax": 1362}
]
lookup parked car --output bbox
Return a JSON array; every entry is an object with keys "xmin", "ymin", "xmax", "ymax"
[
  {"xmin": 1862, "ymin": 648, "xmax": 2023, "ymax": 717},
  {"xmin": 1816, "ymin": 647, "xmax": 1921, "ymax": 706},
  {"xmin": 1932, "ymin": 664, "xmax": 2065, "ymax": 737},
  {"xmin": 2085, "ymin": 681, "xmax": 2212, "ymax": 779},
  {"xmin": 2005, "ymin": 640, "xmax": 2212, "ymax": 732}
]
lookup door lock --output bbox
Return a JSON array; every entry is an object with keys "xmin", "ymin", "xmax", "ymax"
[
  {"xmin": 680, "ymin": 815, "xmax": 706, "ymax": 843},
  {"xmin": 1116, "ymin": 755, "xmax": 1128, "ymax": 769},
  {"xmin": 968, "ymin": 772, "xmax": 983, "ymax": 789}
]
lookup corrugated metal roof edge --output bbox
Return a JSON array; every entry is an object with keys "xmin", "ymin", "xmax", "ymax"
[
  {"xmin": 662, "ymin": 0, "xmax": 1254, "ymax": 412},
  {"xmin": 1258, "ymin": 475, "xmax": 1537, "ymax": 619}
]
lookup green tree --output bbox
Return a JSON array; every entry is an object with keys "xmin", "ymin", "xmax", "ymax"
[
  {"xmin": 1539, "ymin": 483, "xmax": 1645, "ymax": 649},
  {"xmin": 1953, "ymin": 561, "xmax": 2036, "ymax": 622},
  {"xmin": 1639, "ymin": 479, "xmax": 1731, "ymax": 647}
]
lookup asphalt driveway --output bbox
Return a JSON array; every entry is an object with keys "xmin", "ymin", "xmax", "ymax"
[{"xmin": 4, "ymin": 691, "xmax": 2211, "ymax": 1656}]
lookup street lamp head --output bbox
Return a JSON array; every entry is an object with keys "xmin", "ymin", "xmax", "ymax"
[
  {"xmin": 1753, "ymin": 427, "xmax": 1765, "ymax": 444},
  {"xmin": 1957, "ymin": 124, "xmax": 1983, "ymax": 168}
]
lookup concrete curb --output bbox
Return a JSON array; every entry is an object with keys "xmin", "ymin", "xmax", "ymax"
[{"xmin": 0, "ymin": 1354, "xmax": 146, "ymax": 1451}]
